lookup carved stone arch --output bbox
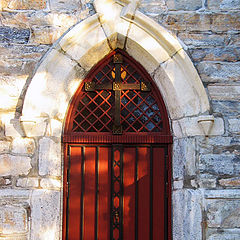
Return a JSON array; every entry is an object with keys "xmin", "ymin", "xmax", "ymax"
[
  {"xmin": 21, "ymin": 1, "xmax": 211, "ymax": 133},
  {"xmin": 18, "ymin": 1, "xmax": 215, "ymax": 239}
]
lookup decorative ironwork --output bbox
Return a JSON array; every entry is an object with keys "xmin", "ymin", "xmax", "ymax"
[
  {"xmin": 140, "ymin": 82, "xmax": 151, "ymax": 91},
  {"xmin": 111, "ymin": 146, "xmax": 123, "ymax": 240},
  {"xmin": 85, "ymin": 82, "xmax": 96, "ymax": 91},
  {"xmin": 113, "ymin": 82, "xmax": 121, "ymax": 91},
  {"xmin": 113, "ymin": 53, "xmax": 123, "ymax": 63},
  {"xmin": 69, "ymin": 51, "xmax": 165, "ymax": 135}
]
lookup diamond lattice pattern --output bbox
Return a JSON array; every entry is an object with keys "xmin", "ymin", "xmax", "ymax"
[{"xmin": 72, "ymin": 55, "xmax": 163, "ymax": 133}]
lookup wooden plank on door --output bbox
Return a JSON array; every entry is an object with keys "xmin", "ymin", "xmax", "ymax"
[
  {"xmin": 68, "ymin": 146, "xmax": 82, "ymax": 240},
  {"xmin": 83, "ymin": 147, "xmax": 96, "ymax": 240},
  {"xmin": 98, "ymin": 147, "xmax": 111, "ymax": 240},
  {"xmin": 153, "ymin": 147, "xmax": 165, "ymax": 239},
  {"xmin": 138, "ymin": 147, "xmax": 150, "ymax": 240},
  {"xmin": 123, "ymin": 147, "xmax": 136, "ymax": 240}
]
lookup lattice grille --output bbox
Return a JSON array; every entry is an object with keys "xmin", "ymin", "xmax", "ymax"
[
  {"xmin": 121, "ymin": 90, "xmax": 163, "ymax": 132},
  {"xmin": 72, "ymin": 90, "xmax": 114, "ymax": 132},
  {"xmin": 71, "ymin": 52, "xmax": 164, "ymax": 134}
]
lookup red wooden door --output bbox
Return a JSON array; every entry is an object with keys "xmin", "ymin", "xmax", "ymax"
[
  {"xmin": 63, "ymin": 50, "xmax": 172, "ymax": 239},
  {"xmin": 67, "ymin": 144, "xmax": 167, "ymax": 240}
]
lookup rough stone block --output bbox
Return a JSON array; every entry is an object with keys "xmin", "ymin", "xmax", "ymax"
[
  {"xmin": 196, "ymin": 62, "xmax": 240, "ymax": 82},
  {"xmin": 0, "ymin": 189, "xmax": 30, "ymax": 199},
  {"xmin": 160, "ymin": 13, "xmax": 211, "ymax": 32},
  {"xmin": 173, "ymin": 180, "xmax": 183, "ymax": 189},
  {"xmin": 0, "ymin": 76, "xmax": 26, "ymax": 112},
  {"xmin": 173, "ymin": 137, "xmax": 196, "ymax": 179},
  {"xmin": 0, "ymin": 177, "xmax": 11, "ymax": 186},
  {"xmin": 207, "ymin": 229, "xmax": 240, "ymax": 240},
  {"xmin": 30, "ymin": 190, "xmax": 60, "ymax": 240},
  {"xmin": 49, "ymin": 0, "xmax": 81, "ymax": 11},
  {"xmin": 207, "ymin": 199, "xmax": 240, "ymax": 228},
  {"xmin": 7, "ymin": 0, "xmax": 47, "ymax": 10},
  {"xmin": 210, "ymin": 13, "xmax": 240, "ymax": 32},
  {"xmin": 0, "ymin": 27, "xmax": 30, "ymax": 44},
  {"xmin": 0, "ymin": 140, "xmax": 11, "ymax": 153},
  {"xmin": 178, "ymin": 32, "xmax": 226, "ymax": 48},
  {"xmin": 205, "ymin": 189, "xmax": 240, "ymax": 199},
  {"xmin": 40, "ymin": 178, "xmax": 61, "ymax": 190},
  {"xmin": 229, "ymin": 33, "xmax": 240, "ymax": 46},
  {"xmin": 30, "ymin": 26, "xmax": 62, "ymax": 45},
  {"xmin": 139, "ymin": 1, "xmax": 167, "ymax": 17},
  {"xmin": 228, "ymin": 119, "xmax": 240, "ymax": 134},
  {"xmin": 197, "ymin": 136, "xmax": 240, "ymax": 154},
  {"xmin": 199, "ymin": 154, "xmax": 240, "ymax": 176},
  {"xmin": 212, "ymin": 101, "xmax": 240, "ymax": 117},
  {"xmin": 0, "ymin": 204, "xmax": 28, "ymax": 235},
  {"xmin": 39, "ymin": 138, "xmax": 61, "ymax": 176},
  {"xmin": 208, "ymin": 84, "xmax": 240, "ymax": 101},
  {"xmin": 0, "ymin": 58, "xmax": 36, "ymax": 77},
  {"xmin": 0, "ymin": 154, "xmax": 32, "ymax": 176},
  {"xmin": 190, "ymin": 47, "xmax": 240, "ymax": 62},
  {"xmin": 198, "ymin": 177, "xmax": 216, "ymax": 189},
  {"xmin": 166, "ymin": 0, "xmax": 202, "ymax": 11},
  {"xmin": 207, "ymin": 0, "xmax": 240, "ymax": 10},
  {"xmin": 11, "ymin": 137, "xmax": 35, "ymax": 155},
  {"xmin": 161, "ymin": 12, "xmax": 240, "ymax": 32},
  {"xmin": 16, "ymin": 177, "xmax": 39, "ymax": 188},
  {"xmin": 173, "ymin": 189, "xmax": 202, "ymax": 240},
  {"xmin": 219, "ymin": 177, "xmax": 240, "ymax": 187},
  {"xmin": 0, "ymin": 44, "xmax": 49, "ymax": 61}
]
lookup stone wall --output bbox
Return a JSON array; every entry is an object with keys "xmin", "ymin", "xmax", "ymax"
[{"xmin": 0, "ymin": 0, "xmax": 239, "ymax": 239}]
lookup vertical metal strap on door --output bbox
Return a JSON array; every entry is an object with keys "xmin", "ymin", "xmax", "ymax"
[
  {"xmin": 135, "ymin": 147, "xmax": 138, "ymax": 240},
  {"xmin": 111, "ymin": 145, "xmax": 123, "ymax": 240}
]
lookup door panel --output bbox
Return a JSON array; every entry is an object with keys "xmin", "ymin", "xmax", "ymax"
[
  {"xmin": 83, "ymin": 147, "xmax": 96, "ymax": 240},
  {"xmin": 67, "ymin": 145, "xmax": 167, "ymax": 240},
  {"xmin": 98, "ymin": 147, "xmax": 111, "ymax": 240},
  {"xmin": 123, "ymin": 147, "xmax": 135, "ymax": 240},
  {"xmin": 68, "ymin": 146, "xmax": 82, "ymax": 240}
]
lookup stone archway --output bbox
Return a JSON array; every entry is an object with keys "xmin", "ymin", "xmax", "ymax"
[{"xmin": 17, "ymin": 0, "xmax": 219, "ymax": 239}]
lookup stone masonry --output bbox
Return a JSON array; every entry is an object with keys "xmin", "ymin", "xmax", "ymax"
[{"xmin": 0, "ymin": 0, "xmax": 239, "ymax": 239}]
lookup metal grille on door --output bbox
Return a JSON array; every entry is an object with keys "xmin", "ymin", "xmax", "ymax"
[{"xmin": 67, "ymin": 145, "xmax": 167, "ymax": 240}]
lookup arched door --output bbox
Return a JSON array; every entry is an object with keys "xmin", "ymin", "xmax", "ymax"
[{"xmin": 63, "ymin": 50, "xmax": 172, "ymax": 240}]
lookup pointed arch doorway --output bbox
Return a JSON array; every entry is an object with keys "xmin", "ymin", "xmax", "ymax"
[{"xmin": 63, "ymin": 49, "xmax": 172, "ymax": 240}]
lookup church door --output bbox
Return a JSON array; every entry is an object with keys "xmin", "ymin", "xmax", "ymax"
[{"xmin": 63, "ymin": 50, "xmax": 172, "ymax": 240}]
